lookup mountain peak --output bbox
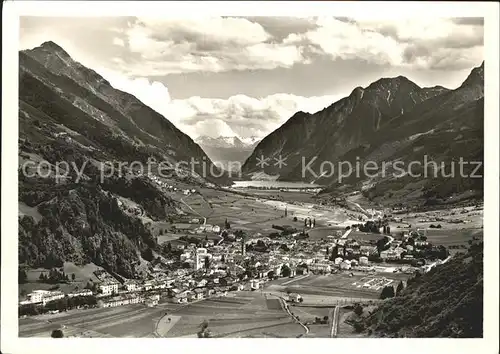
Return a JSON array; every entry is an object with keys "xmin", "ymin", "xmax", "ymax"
[
  {"xmin": 196, "ymin": 135, "xmax": 258, "ymax": 149},
  {"xmin": 369, "ymin": 75, "xmax": 418, "ymax": 89},
  {"xmin": 460, "ymin": 61, "xmax": 484, "ymax": 89},
  {"xmin": 37, "ymin": 41, "xmax": 71, "ymax": 57}
]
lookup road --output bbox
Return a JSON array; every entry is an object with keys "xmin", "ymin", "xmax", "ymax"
[
  {"xmin": 180, "ymin": 197, "xmax": 207, "ymax": 226},
  {"xmin": 329, "ymin": 306, "xmax": 340, "ymax": 337},
  {"xmin": 268, "ymin": 294, "xmax": 309, "ymax": 336},
  {"xmin": 423, "ymin": 255, "xmax": 453, "ymax": 273},
  {"xmin": 281, "ymin": 274, "xmax": 310, "ymax": 286},
  {"xmin": 341, "ymin": 228, "xmax": 353, "ymax": 239},
  {"xmin": 347, "ymin": 200, "xmax": 382, "ymax": 220}
]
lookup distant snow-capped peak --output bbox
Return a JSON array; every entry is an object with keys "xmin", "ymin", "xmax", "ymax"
[{"xmin": 196, "ymin": 135, "xmax": 260, "ymax": 148}]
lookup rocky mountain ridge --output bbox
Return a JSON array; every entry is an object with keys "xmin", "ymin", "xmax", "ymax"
[{"xmin": 242, "ymin": 62, "xmax": 484, "ymax": 206}]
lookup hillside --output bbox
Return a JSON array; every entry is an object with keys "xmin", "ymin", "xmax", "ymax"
[
  {"xmin": 242, "ymin": 63, "xmax": 484, "ymax": 206},
  {"xmin": 359, "ymin": 243, "xmax": 483, "ymax": 337},
  {"xmin": 17, "ymin": 42, "xmax": 225, "ymax": 278},
  {"xmin": 19, "ymin": 41, "xmax": 227, "ymax": 180}
]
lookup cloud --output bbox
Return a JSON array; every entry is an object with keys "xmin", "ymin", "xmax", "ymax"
[
  {"xmin": 452, "ymin": 17, "xmax": 484, "ymax": 26},
  {"xmin": 164, "ymin": 93, "xmax": 342, "ymax": 139},
  {"xmin": 20, "ymin": 16, "xmax": 484, "ymax": 78},
  {"xmin": 112, "ymin": 37, "xmax": 125, "ymax": 47},
  {"xmin": 95, "ymin": 67, "xmax": 341, "ymax": 140},
  {"xmin": 115, "ymin": 17, "xmax": 307, "ymax": 75},
  {"xmin": 283, "ymin": 17, "xmax": 483, "ymax": 70}
]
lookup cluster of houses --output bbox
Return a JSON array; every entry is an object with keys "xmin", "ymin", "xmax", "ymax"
[
  {"xmin": 20, "ymin": 288, "xmax": 94, "ymax": 306},
  {"xmin": 146, "ymin": 173, "xmax": 197, "ymax": 196},
  {"xmin": 20, "ymin": 221, "xmax": 448, "ymax": 314},
  {"xmin": 98, "ymin": 294, "xmax": 160, "ymax": 308}
]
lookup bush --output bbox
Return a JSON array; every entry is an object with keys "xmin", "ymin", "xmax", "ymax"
[
  {"xmin": 354, "ymin": 303, "xmax": 364, "ymax": 316},
  {"xmin": 51, "ymin": 329, "xmax": 64, "ymax": 338}
]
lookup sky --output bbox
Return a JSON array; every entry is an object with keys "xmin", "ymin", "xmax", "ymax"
[{"xmin": 19, "ymin": 16, "xmax": 484, "ymax": 140}]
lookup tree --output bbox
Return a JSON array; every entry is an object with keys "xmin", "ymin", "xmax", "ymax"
[
  {"xmin": 51, "ymin": 329, "xmax": 64, "ymax": 338},
  {"xmin": 281, "ymin": 264, "xmax": 291, "ymax": 277},
  {"xmin": 204, "ymin": 256, "xmax": 211, "ymax": 272},
  {"xmin": 380, "ymin": 285, "xmax": 395, "ymax": 299},
  {"xmin": 396, "ymin": 280, "xmax": 404, "ymax": 296},
  {"xmin": 354, "ymin": 303, "xmax": 364, "ymax": 316},
  {"xmin": 353, "ymin": 321, "xmax": 365, "ymax": 333},
  {"xmin": 85, "ymin": 281, "xmax": 93, "ymax": 290},
  {"xmin": 71, "ymin": 273, "xmax": 76, "ymax": 282},
  {"xmin": 19, "ymin": 269, "xmax": 28, "ymax": 284},
  {"xmin": 329, "ymin": 245, "xmax": 339, "ymax": 261},
  {"xmin": 142, "ymin": 247, "xmax": 154, "ymax": 262},
  {"xmin": 386, "ymin": 226, "xmax": 391, "ymax": 234},
  {"xmin": 293, "ymin": 217, "xmax": 298, "ymax": 222}
]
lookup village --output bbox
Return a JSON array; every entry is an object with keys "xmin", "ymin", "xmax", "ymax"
[{"xmin": 18, "ymin": 207, "xmax": 457, "ymax": 316}]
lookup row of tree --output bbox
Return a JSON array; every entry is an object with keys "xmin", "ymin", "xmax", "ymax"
[{"xmin": 37, "ymin": 268, "xmax": 76, "ymax": 284}]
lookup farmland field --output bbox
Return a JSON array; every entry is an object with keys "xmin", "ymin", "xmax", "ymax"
[
  {"xmin": 163, "ymin": 292, "xmax": 307, "ymax": 338},
  {"xmin": 348, "ymin": 231, "xmax": 385, "ymax": 242},
  {"xmin": 265, "ymin": 274, "xmax": 406, "ymax": 304},
  {"xmin": 19, "ymin": 303, "xmax": 179, "ymax": 338},
  {"xmin": 424, "ymin": 228, "xmax": 483, "ymax": 246}
]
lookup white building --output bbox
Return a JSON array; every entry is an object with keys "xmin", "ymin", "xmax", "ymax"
[
  {"xmin": 180, "ymin": 252, "xmax": 192, "ymax": 262},
  {"xmin": 250, "ymin": 279, "xmax": 260, "ymax": 290},
  {"xmin": 195, "ymin": 248, "xmax": 212, "ymax": 271},
  {"xmin": 359, "ymin": 256, "xmax": 369, "ymax": 266},
  {"xmin": 340, "ymin": 261, "xmax": 352, "ymax": 270},
  {"xmin": 212, "ymin": 225, "xmax": 221, "ymax": 233},
  {"xmin": 124, "ymin": 281, "xmax": 139, "ymax": 292},
  {"xmin": 25, "ymin": 290, "xmax": 66, "ymax": 305},
  {"xmin": 26, "ymin": 290, "xmax": 50, "ymax": 304},
  {"xmin": 42, "ymin": 291, "xmax": 65, "ymax": 305},
  {"xmin": 287, "ymin": 293, "xmax": 302, "ymax": 303},
  {"xmin": 68, "ymin": 289, "xmax": 93, "ymax": 298},
  {"xmin": 309, "ymin": 262, "xmax": 332, "ymax": 273},
  {"xmin": 99, "ymin": 281, "xmax": 119, "ymax": 296}
]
